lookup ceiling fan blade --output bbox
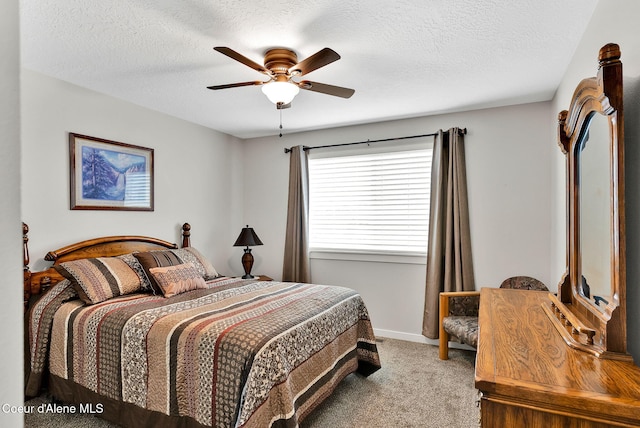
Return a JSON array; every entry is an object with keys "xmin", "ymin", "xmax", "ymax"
[
  {"xmin": 213, "ymin": 47, "xmax": 270, "ymax": 74},
  {"xmin": 289, "ymin": 48, "xmax": 340, "ymax": 76},
  {"xmin": 298, "ymin": 80, "xmax": 355, "ymax": 98},
  {"xmin": 207, "ymin": 81, "xmax": 264, "ymax": 90}
]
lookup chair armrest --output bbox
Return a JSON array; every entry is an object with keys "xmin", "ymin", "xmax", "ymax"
[{"xmin": 440, "ymin": 291, "xmax": 481, "ymax": 298}]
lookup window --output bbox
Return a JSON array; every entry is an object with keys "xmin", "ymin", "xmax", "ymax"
[{"xmin": 309, "ymin": 143, "xmax": 433, "ymax": 256}]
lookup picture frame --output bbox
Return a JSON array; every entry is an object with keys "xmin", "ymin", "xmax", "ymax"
[{"xmin": 69, "ymin": 133, "xmax": 154, "ymax": 211}]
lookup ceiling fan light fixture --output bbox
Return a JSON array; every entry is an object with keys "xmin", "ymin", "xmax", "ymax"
[{"xmin": 261, "ymin": 81, "xmax": 300, "ymax": 105}]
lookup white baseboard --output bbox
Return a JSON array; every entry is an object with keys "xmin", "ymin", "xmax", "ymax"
[
  {"xmin": 373, "ymin": 328, "xmax": 475, "ymax": 351},
  {"xmin": 374, "ymin": 328, "xmax": 437, "ymax": 345}
]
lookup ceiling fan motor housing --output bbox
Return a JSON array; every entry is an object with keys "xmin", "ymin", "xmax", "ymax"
[{"xmin": 263, "ymin": 49, "xmax": 299, "ymax": 75}]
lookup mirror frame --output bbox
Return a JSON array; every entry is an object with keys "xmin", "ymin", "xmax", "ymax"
[{"xmin": 551, "ymin": 43, "xmax": 628, "ymax": 359}]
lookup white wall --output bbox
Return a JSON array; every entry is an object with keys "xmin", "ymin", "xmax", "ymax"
[
  {"xmin": 21, "ymin": 70, "xmax": 245, "ymax": 276},
  {"xmin": 0, "ymin": 0, "xmax": 23, "ymax": 426},
  {"xmin": 243, "ymin": 101, "xmax": 553, "ymax": 341},
  {"xmin": 550, "ymin": 0, "xmax": 640, "ymax": 361}
]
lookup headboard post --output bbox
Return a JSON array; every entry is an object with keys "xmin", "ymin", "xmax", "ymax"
[
  {"xmin": 23, "ymin": 222, "xmax": 31, "ymax": 311},
  {"xmin": 182, "ymin": 223, "xmax": 191, "ymax": 248}
]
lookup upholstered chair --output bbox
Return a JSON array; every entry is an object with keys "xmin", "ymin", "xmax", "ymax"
[
  {"xmin": 438, "ymin": 291, "xmax": 480, "ymax": 360},
  {"xmin": 438, "ymin": 276, "xmax": 548, "ymax": 360},
  {"xmin": 498, "ymin": 276, "xmax": 548, "ymax": 291}
]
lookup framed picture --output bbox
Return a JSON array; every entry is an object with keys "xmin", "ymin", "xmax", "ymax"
[{"xmin": 69, "ymin": 133, "xmax": 154, "ymax": 211}]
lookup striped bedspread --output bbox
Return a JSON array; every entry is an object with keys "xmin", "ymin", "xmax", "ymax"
[{"xmin": 28, "ymin": 277, "xmax": 381, "ymax": 427}]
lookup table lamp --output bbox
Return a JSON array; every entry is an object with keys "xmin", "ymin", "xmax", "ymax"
[{"xmin": 233, "ymin": 225, "xmax": 263, "ymax": 279}]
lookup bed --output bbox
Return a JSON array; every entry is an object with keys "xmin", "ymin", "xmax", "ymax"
[{"xmin": 23, "ymin": 222, "xmax": 381, "ymax": 428}]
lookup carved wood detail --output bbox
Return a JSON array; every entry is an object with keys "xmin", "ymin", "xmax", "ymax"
[{"xmin": 554, "ymin": 43, "xmax": 628, "ymax": 358}]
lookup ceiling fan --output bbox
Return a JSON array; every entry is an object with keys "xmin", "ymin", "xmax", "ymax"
[{"xmin": 207, "ymin": 47, "xmax": 355, "ymax": 109}]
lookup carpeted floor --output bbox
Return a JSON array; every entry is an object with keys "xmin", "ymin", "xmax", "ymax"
[
  {"xmin": 25, "ymin": 338, "xmax": 479, "ymax": 428},
  {"xmin": 302, "ymin": 338, "xmax": 479, "ymax": 428}
]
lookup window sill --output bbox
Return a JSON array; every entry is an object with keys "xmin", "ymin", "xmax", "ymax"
[{"xmin": 309, "ymin": 250, "xmax": 427, "ymax": 265}]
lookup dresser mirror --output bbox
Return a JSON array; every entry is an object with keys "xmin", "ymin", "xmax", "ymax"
[
  {"xmin": 547, "ymin": 43, "xmax": 629, "ymax": 359},
  {"xmin": 579, "ymin": 112, "xmax": 612, "ymax": 311}
]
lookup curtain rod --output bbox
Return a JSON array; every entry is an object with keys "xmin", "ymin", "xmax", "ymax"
[{"xmin": 283, "ymin": 128, "xmax": 466, "ymax": 153}]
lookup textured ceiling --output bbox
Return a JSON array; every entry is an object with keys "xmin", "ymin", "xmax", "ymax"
[{"xmin": 20, "ymin": 0, "xmax": 598, "ymax": 139}]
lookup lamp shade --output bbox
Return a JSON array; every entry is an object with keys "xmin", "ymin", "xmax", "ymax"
[
  {"xmin": 233, "ymin": 225, "xmax": 263, "ymax": 247},
  {"xmin": 261, "ymin": 81, "xmax": 300, "ymax": 105}
]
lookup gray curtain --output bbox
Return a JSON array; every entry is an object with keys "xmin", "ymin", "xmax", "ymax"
[
  {"xmin": 282, "ymin": 145, "xmax": 311, "ymax": 283},
  {"xmin": 422, "ymin": 128, "xmax": 475, "ymax": 339}
]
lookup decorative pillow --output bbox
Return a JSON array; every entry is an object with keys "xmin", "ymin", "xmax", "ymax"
[
  {"xmin": 54, "ymin": 257, "xmax": 141, "ymax": 305},
  {"xmin": 171, "ymin": 247, "xmax": 219, "ymax": 280},
  {"xmin": 149, "ymin": 263, "xmax": 207, "ymax": 298},
  {"xmin": 117, "ymin": 253, "xmax": 153, "ymax": 291},
  {"xmin": 133, "ymin": 251, "xmax": 184, "ymax": 294}
]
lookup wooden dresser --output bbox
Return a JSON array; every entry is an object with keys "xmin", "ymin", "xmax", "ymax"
[{"xmin": 475, "ymin": 288, "xmax": 640, "ymax": 427}]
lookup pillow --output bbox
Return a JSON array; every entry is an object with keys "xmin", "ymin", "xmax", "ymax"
[
  {"xmin": 133, "ymin": 251, "xmax": 183, "ymax": 294},
  {"xmin": 171, "ymin": 247, "xmax": 219, "ymax": 280},
  {"xmin": 149, "ymin": 263, "xmax": 207, "ymax": 298},
  {"xmin": 117, "ymin": 253, "xmax": 153, "ymax": 291},
  {"xmin": 54, "ymin": 257, "xmax": 141, "ymax": 305}
]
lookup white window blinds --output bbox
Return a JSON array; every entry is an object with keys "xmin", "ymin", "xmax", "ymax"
[{"xmin": 309, "ymin": 147, "xmax": 432, "ymax": 255}]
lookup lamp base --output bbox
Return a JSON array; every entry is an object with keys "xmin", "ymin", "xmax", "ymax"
[{"xmin": 241, "ymin": 248, "xmax": 255, "ymax": 279}]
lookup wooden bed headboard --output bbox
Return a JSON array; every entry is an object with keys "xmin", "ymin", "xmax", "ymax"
[{"xmin": 22, "ymin": 222, "xmax": 192, "ymax": 311}]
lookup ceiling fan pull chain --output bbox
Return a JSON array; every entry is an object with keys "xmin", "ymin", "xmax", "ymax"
[{"xmin": 279, "ymin": 109, "xmax": 283, "ymax": 137}]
